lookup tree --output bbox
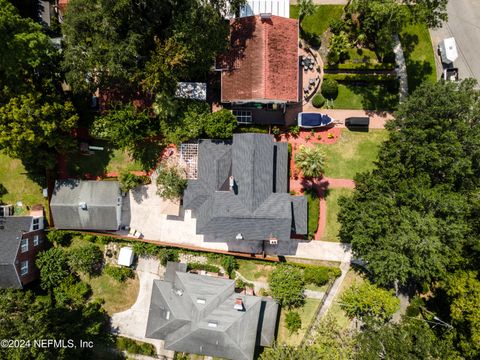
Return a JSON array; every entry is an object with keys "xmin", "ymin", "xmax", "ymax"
[
  {"xmin": 338, "ymin": 80, "xmax": 480, "ymax": 288},
  {"xmin": 268, "ymin": 265, "xmax": 305, "ymax": 308},
  {"xmin": 298, "ymin": 0, "xmax": 315, "ymax": 24},
  {"xmin": 47, "ymin": 230, "xmax": 73, "ymax": 247},
  {"xmin": 119, "ymin": 172, "xmax": 147, "ymax": 193},
  {"xmin": 294, "ymin": 145, "xmax": 326, "ymax": 178},
  {"xmin": 340, "ymin": 281, "xmax": 399, "ymax": 323},
  {"xmin": 321, "ymin": 79, "xmax": 339, "ymax": 100},
  {"xmin": 156, "ymin": 166, "xmax": 187, "ymax": 201},
  {"xmin": 327, "ymin": 31, "xmax": 351, "ymax": 64},
  {"xmin": 53, "ymin": 275, "xmax": 91, "ymax": 308},
  {"xmin": 36, "ymin": 248, "xmax": 70, "ymax": 291},
  {"xmin": 68, "ymin": 244, "xmax": 103, "ymax": 276},
  {"xmin": 260, "ymin": 344, "xmax": 322, "ymax": 360},
  {"xmin": 0, "ymin": 94, "xmax": 78, "ymax": 170},
  {"xmin": 403, "ymin": 0, "xmax": 448, "ymax": 28},
  {"xmin": 203, "ymin": 109, "xmax": 237, "ymax": 139},
  {"xmin": 285, "ymin": 311, "xmax": 302, "ymax": 334},
  {"xmin": 443, "ymin": 271, "xmax": 480, "ymax": 358},
  {"xmin": 314, "ymin": 314, "xmax": 355, "ymax": 359}
]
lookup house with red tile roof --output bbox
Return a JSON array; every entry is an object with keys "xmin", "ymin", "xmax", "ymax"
[{"xmin": 219, "ymin": 14, "xmax": 300, "ymax": 125}]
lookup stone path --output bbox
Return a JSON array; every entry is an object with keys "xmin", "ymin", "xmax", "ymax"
[{"xmin": 393, "ymin": 34, "xmax": 409, "ymax": 102}]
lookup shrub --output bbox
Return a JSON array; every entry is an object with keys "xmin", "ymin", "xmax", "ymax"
[
  {"xmin": 47, "ymin": 230, "xmax": 73, "ymax": 246},
  {"xmin": 119, "ymin": 172, "xmax": 148, "ymax": 192},
  {"xmin": 285, "ymin": 311, "xmax": 302, "ymax": 334},
  {"xmin": 294, "ymin": 145, "xmax": 326, "ymax": 178},
  {"xmin": 220, "ymin": 255, "xmax": 238, "ymax": 278},
  {"xmin": 157, "ymin": 248, "xmax": 179, "ymax": 266},
  {"xmin": 303, "ymin": 266, "xmax": 331, "ymax": 286},
  {"xmin": 323, "ymin": 62, "xmax": 395, "ymax": 71},
  {"xmin": 187, "ymin": 262, "xmax": 220, "ymax": 273},
  {"xmin": 116, "ymin": 337, "xmax": 156, "ymax": 356},
  {"xmin": 312, "ymin": 93, "xmax": 326, "ymax": 108},
  {"xmin": 236, "ymin": 125, "xmax": 269, "ymax": 134},
  {"xmin": 289, "ymin": 125, "xmax": 300, "ymax": 137},
  {"xmin": 104, "ymin": 265, "xmax": 134, "ymax": 282},
  {"xmin": 327, "ymin": 132, "xmax": 335, "ymax": 139},
  {"xmin": 68, "ymin": 243, "xmax": 103, "ymax": 276},
  {"xmin": 203, "ymin": 109, "xmax": 237, "ymax": 139},
  {"xmin": 272, "ymin": 126, "xmax": 281, "ymax": 136},
  {"xmin": 329, "ymin": 18, "xmax": 345, "ymax": 35},
  {"xmin": 156, "ymin": 166, "xmax": 187, "ymax": 200},
  {"xmin": 323, "ymin": 73, "xmax": 397, "ymax": 82},
  {"xmin": 321, "ymin": 79, "xmax": 339, "ymax": 100},
  {"xmin": 268, "ymin": 264, "xmax": 305, "ymax": 308}
]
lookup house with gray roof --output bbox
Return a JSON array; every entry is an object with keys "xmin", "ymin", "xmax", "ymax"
[
  {"xmin": 145, "ymin": 262, "xmax": 278, "ymax": 360},
  {"xmin": 183, "ymin": 133, "xmax": 307, "ymax": 254},
  {"xmin": 50, "ymin": 179, "xmax": 122, "ymax": 231},
  {"xmin": 0, "ymin": 214, "xmax": 46, "ymax": 288}
]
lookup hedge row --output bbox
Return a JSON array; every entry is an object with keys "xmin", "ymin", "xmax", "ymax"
[
  {"xmin": 291, "ymin": 263, "xmax": 342, "ymax": 287},
  {"xmin": 324, "ymin": 62, "xmax": 396, "ymax": 71},
  {"xmin": 187, "ymin": 262, "xmax": 220, "ymax": 273},
  {"xmin": 323, "ymin": 73, "xmax": 397, "ymax": 82},
  {"xmin": 236, "ymin": 125, "xmax": 269, "ymax": 134}
]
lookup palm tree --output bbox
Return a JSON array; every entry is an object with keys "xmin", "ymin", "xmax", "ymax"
[
  {"xmin": 298, "ymin": 0, "xmax": 315, "ymax": 25},
  {"xmin": 294, "ymin": 144, "xmax": 326, "ymax": 178}
]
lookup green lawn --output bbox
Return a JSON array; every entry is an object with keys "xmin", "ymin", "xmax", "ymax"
[
  {"xmin": 323, "ymin": 188, "xmax": 354, "ymax": 242},
  {"xmin": 330, "ymin": 83, "xmax": 399, "ymax": 110},
  {"xmin": 0, "ymin": 152, "xmax": 46, "ymax": 213},
  {"xmin": 321, "ymin": 129, "xmax": 389, "ymax": 179},
  {"xmin": 306, "ymin": 190, "xmax": 320, "ymax": 239},
  {"xmin": 291, "ymin": 5, "xmax": 344, "ymax": 45},
  {"xmin": 277, "ymin": 298, "xmax": 322, "ymax": 346},
  {"xmin": 236, "ymin": 259, "xmax": 276, "ymax": 282},
  {"xmin": 400, "ymin": 21, "xmax": 437, "ymax": 92},
  {"xmin": 346, "ymin": 47, "xmax": 380, "ymax": 64},
  {"xmin": 67, "ymin": 141, "xmax": 143, "ymax": 178}
]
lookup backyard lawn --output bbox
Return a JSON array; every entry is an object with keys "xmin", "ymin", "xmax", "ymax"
[
  {"xmin": 400, "ymin": 21, "xmax": 437, "ymax": 92},
  {"xmin": 67, "ymin": 141, "xmax": 144, "ymax": 178},
  {"xmin": 236, "ymin": 259, "xmax": 276, "ymax": 282},
  {"xmin": 277, "ymin": 298, "xmax": 322, "ymax": 346},
  {"xmin": 321, "ymin": 129, "xmax": 388, "ymax": 179},
  {"xmin": 0, "ymin": 152, "xmax": 46, "ymax": 213},
  {"xmin": 330, "ymin": 83, "xmax": 399, "ymax": 110},
  {"xmin": 323, "ymin": 188, "xmax": 354, "ymax": 242},
  {"xmin": 290, "ymin": 5, "xmax": 344, "ymax": 39}
]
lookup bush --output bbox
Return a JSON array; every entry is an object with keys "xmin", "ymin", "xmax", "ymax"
[
  {"xmin": 291, "ymin": 263, "xmax": 341, "ymax": 286},
  {"xmin": 323, "ymin": 62, "xmax": 395, "ymax": 71},
  {"xmin": 235, "ymin": 125, "xmax": 269, "ymax": 134},
  {"xmin": 312, "ymin": 94, "xmax": 326, "ymax": 108},
  {"xmin": 220, "ymin": 255, "xmax": 238, "ymax": 278},
  {"xmin": 119, "ymin": 172, "xmax": 148, "ymax": 192},
  {"xmin": 203, "ymin": 109, "xmax": 237, "ymax": 139},
  {"xmin": 157, "ymin": 248, "xmax": 179, "ymax": 266},
  {"xmin": 272, "ymin": 126, "xmax": 281, "ymax": 135},
  {"xmin": 156, "ymin": 166, "xmax": 187, "ymax": 200},
  {"xmin": 116, "ymin": 337, "xmax": 156, "ymax": 356},
  {"xmin": 68, "ymin": 243, "xmax": 103, "ymax": 276},
  {"xmin": 47, "ymin": 230, "xmax": 73, "ymax": 246},
  {"xmin": 187, "ymin": 262, "xmax": 220, "ymax": 273},
  {"xmin": 104, "ymin": 265, "xmax": 134, "ymax": 282},
  {"xmin": 323, "ymin": 73, "xmax": 397, "ymax": 82},
  {"xmin": 321, "ymin": 79, "xmax": 339, "ymax": 100},
  {"xmin": 289, "ymin": 125, "xmax": 300, "ymax": 137},
  {"xmin": 285, "ymin": 311, "xmax": 302, "ymax": 334},
  {"xmin": 268, "ymin": 264, "xmax": 305, "ymax": 308}
]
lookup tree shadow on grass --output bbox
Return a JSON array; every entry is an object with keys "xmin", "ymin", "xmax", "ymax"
[
  {"xmin": 346, "ymin": 81, "xmax": 399, "ymax": 111},
  {"xmin": 400, "ymin": 33, "xmax": 434, "ymax": 92}
]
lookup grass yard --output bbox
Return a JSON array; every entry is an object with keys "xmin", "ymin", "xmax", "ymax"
[
  {"xmin": 236, "ymin": 259, "xmax": 276, "ymax": 282},
  {"xmin": 277, "ymin": 298, "xmax": 322, "ymax": 346},
  {"xmin": 323, "ymin": 188, "xmax": 354, "ymax": 242},
  {"xmin": 330, "ymin": 83, "xmax": 399, "ymax": 110},
  {"xmin": 0, "ymin": 152, "xmax": 46, "ymax": 213},
  {"xmin": 67, "ymin": 141, "xmax": 143, "ymax": 178},
  {"xmin": 327, "ymin": 269, "xmax": 366, "ymax": 330},
  {"xmin": 291, "ymin": 5, "xmax": 344, "ymax": 43},
  {"xmin": 306, "ymin": 189, "xmax": 320, "ymax": 239},
  {"xmin": 400, "ymin": 21, "xmax": 437, "ymax": 92},
  {"xmin": 321, "ymin": 129, "xmax": 388, "ymax": 179}
]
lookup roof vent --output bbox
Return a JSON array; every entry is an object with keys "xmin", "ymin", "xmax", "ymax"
[
  {"xmin": 172, "ymin": 288, "xmax": 184, "ymax": 296},
  {"xmin": 79, "ymin": 202, "xmax": 87, "ymax": 210},
  {"xmin": 234, "ymin": 298, "xmax": 244, "ymax": 311},
  {"xmin": 236, "ymin": 233, "xmax": 243, "ymax": 240},
  {"xmin": 208, "ymin": 321, "xmax": 218, "ymax": 328},
  {"xmin": 269, "ymin": 234, "xmax": 278, "ymax": 245},
  {"xmin": 196, "ymin": 298, "xmax": 206, "ymax": 304},
  {"xmin": 260, "ymin": 13, "xmax": 272, "ymax": 20},
  {"xmin": 229, "ymin": 176, "xmax": 235, "ymax": 191}
]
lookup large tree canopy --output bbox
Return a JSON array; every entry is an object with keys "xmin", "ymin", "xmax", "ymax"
[{"xmin": 338, "ymin": 79, "xmax": 480, "ymax": 288}]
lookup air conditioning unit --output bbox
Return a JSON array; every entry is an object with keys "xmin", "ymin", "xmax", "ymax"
[{"xmin": 0, "ymin": 205, "xmax": 14, "ymax": 217}]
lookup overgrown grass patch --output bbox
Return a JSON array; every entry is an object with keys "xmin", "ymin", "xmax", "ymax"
[{"xmin": 321, "ymin": 129, "xmax": 388, "ymax": 179}]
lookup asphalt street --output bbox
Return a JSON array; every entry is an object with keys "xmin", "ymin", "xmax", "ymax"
[{"xmin": 430, "ymin": 0, "xmax": 480, "ymax": 82}]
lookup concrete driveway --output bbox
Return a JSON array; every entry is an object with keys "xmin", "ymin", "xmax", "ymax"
[
  {"xmin": 111, "ymin": 257, "xmax": 173, "ymax": 358},
  {"xmin": 430, "ymin": 1, "xmax": 480, "ymax": 82}
]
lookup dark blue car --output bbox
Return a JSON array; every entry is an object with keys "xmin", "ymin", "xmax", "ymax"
[{"xmin": 297, "ymin": 112, "xmax": 334, "ymax": 128}]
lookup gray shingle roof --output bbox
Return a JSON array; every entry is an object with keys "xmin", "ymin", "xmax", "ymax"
[
  {"xmin": 0, "ymin": 216, "xmax": 32, "ymax": 288},
  {"xmin": 146, "ymin": 262, "xmax": 278, "ymax": 360},
  {"xmin": 50, "ymin": 180, "xmax": 121, "ymax": 231},
  {"xmin": 183, "ymin": 134, "xmax": 307, "ymax": 242}
]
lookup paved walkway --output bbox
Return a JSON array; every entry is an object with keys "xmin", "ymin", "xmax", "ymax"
[
  {"xmin": 293, "ymin": 240, "xmax": 352, "ymax": 263},
  {"xmin": 111, "ymin": 258, "xmax": 174, "ymax": 359},
  {"xmin": 393, "ymin": 34, "xmax": 409, "ymax": 102}
]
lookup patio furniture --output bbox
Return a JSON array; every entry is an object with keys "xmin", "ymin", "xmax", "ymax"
[
  {"xmin": 309, "ymin": 63, "xmax": 314, "ymax": 70},
  {"xmin": 309, "ymin": 79, "xmax": 315, "ymax": 85}
]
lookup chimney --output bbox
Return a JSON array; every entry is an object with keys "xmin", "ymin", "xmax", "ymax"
[
  {"xmin": 234, "ymin": 298, "xmax": 244, "ymax": 311},
  {"xmin": 229, "ymin": 176, "xmax": 235, "ymax": 191}
]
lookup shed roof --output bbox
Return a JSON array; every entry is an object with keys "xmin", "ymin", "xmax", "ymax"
[
  {"xmin": 221, "ymin": 15, "xmax": 299, "ymax": 103},
  {"xmin": 50, "ymin": 179, "xmax": 121, "ymax": 231}
]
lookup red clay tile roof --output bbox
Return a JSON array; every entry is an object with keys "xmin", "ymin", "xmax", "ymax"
[{"xmin": 221, "ymin": 15, "xmax": 299, "ymax": 103}]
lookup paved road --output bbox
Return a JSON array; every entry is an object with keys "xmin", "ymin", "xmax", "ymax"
[{"xmin": 430, "ymin": 1, "xmax": 480, "ymax": 82}]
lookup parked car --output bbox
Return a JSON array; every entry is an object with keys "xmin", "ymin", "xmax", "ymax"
[{"xmin": 297, "ymin": 112, "xmax": 334, "ymax": 128}]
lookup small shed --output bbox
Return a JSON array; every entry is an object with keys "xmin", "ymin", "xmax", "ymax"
[
  {"xmin": 118, "ymin": 247, "xmax": 134, "ymax": 267},
  {"xmin": 438, "ymin": 37, "xmax": 458, "ymax": 64}
]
